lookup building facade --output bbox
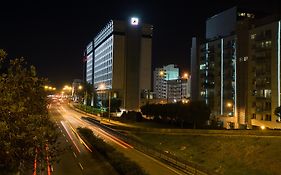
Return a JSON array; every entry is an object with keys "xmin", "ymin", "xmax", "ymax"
[
  {"xmin": 191, "ymin": 6, "xmax": 281, "ymax": 129},
  {"xmin": 85, "ymin": 42, "xmax": 94, "ymax": 84},
  {"xmin": 168, "ymin": 78, "xmax": 190, "ymax": 103},
  {"xmin": 153, "ymin": 64, "xmax": 190, "ymax": 103},
  {"xmin": 247, "ymin": 19, "xmax": 281, "ymax": 128},
  {"xmin": 93, "ymin": 18, "xmax": 153, "ymax": 110},
  {"xmin": 153, "ymin": 64, "xmax": 179, "ymax": 100}
]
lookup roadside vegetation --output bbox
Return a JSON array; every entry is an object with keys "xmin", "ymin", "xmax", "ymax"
[
  {"xmin": 0, "ymin": 50, "xmax": 59, "ymax": 174},
  {"xmin": 141, "ymin": 101, "xmax": 211, "ymax": 128},
  {"xmin": 74, "ymin": 103, "xmax": 102, "ymax": 115},
  {"xmin": 128, "ymin": 130, "xmax": 281, "ymax": 175},
  {"xmin": 77, "ymin": 127, "xmax": 148, "ymax": 175}
]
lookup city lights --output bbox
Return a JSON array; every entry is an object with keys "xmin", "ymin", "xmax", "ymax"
[
  {"xmin": 226, "ymin": 102, "xmax": 233, "ymax": 108},
  {"xmin": 44, "ymin": 85, "xmax": 56, "ymax": 91}
]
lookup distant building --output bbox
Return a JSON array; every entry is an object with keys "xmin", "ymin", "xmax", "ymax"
[
  {"xmin": 93, "ymin": 18, "xmax": 153, "ymax": 110},
  {"xmin": 168, "ymin": 78, "xmax": 190, "ymax": 103},
  {"xmin": 85, "ymin": 42, "xmax": 94, "ymax": 84},
  {"xmin": 153, "ymin": 64, "xmax": 190, "ymax": 103},
  {"xmin": 191, "ymin": 6, "xmax": 281, "ymax": 129},
  {"xmin": 153, "ymin": 64, "xmax": 179, "ymax": 100}
]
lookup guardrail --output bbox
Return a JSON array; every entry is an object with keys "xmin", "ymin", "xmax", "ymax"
[{"xmin": 81, "ymin": 116, "xmax": 217, "ymax": 175}]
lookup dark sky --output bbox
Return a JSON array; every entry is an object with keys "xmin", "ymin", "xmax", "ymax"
[{"xmin": 0, "ymin": 0, "xmax": 279, "ymax": 87}]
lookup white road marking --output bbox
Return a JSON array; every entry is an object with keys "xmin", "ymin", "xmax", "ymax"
[
  {"xmin": 78, "ymin": 162, "xmax": 84, "ymax": 170},
  {"xmin": 73, "ymin": 152, "xmax": 77, "ymax": 158}
]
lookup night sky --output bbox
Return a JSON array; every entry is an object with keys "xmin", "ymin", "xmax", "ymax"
[{"xmin": 0, "ymin": 0, "xmax": 279, "ymax": 88}]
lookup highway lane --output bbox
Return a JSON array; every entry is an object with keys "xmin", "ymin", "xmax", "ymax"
[
  {"xmin": 56, "ymin": 102, "xmax": 189, "ymax": 175},
  {"xmin": 49, "ymin": 103, "xmax": 118, "ymax": 175}
]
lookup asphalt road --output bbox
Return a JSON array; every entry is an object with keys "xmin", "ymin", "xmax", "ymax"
[
  {"xmin": 50, "ymin": 100, "xmax": 188, "ymax": 175},
  {"xmin": 49, "ymin": 102, "xmax": 118, "ymax": 175}
]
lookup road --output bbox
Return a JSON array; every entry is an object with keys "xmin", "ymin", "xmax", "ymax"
[
  {"xmin": 49, "ymin": 102, "xmax": 118, "ymax": 175},
  {"xmin": 50, "ymin": 100, "xmax": 188, "ymax": 175}
]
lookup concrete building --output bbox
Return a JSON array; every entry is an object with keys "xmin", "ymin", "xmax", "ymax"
[
  {"xmin": 247, "ymin": 18, "xmax": 281, "ymax": 128},
  {"xmin": 153, "ymin": 64, "xmax": 190, "ymax": 103},
  {"xmin": 168, "ymin": 78, "xmax": 190, "ymax": 103},
  {"xmin": 93, "ymin": 18, "xmax": 153, "ymax": 110},
  {"xmin": 153, "ymin": 64, "xmax": 179, "ymax": 100},
  {"xmin": 191, "ymin": 6, "xmax": 281, "ymax": 129}
]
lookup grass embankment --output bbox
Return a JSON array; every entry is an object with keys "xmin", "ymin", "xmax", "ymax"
[
  {"xmin": 128, "ymin": 130, "xmax": 281, "ymax": 175},
  {"xmin": 77, "ymin": 127, "xmax": 148, "ymax": 175}
]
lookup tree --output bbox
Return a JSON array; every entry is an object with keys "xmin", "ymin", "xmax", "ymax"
[
  {"xmin": 274, "ymin": 106, "xmax": 281, "ymax": 122},
  {"xmin": 188, "ymin": 101, "xmax": 211, "ymax": 128},
  {"xmin": 0, "ymin": 50, "xmax": 59, "ymax": 174},
  {"xmin": 83, "ymin": 82, "xmax": 94, "ymax": 106},
  {"xmin": 105, "ymin": 98, "xmax": 121, "ymax": 112}
]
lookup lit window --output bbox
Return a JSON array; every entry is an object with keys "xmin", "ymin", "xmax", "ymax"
[
  {"xmin": 250, "ymin": 34, "xmax": 256, "ymax": 39},
  {"xmin": 200, "ymin": 64, "xmax": 206, "ymax": 70},
  {"xmin": 265, "ymin": 41, "xmax": 272, "ymax": 47}
]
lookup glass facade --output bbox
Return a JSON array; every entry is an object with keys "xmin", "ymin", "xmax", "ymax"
[
  {"xmin": 94, "ymin": 36, "xmax": 113, "ymax": 89},
  {"xmin": 94, "ymin": 21, "xmax": 114, "ymax": 90},
  {"xmin": 86, "ymin": 42, "xmax": 93, "ymax": 84}
]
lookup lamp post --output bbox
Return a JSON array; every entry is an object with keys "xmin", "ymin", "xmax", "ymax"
[
  {"xmin": 160, "ymin": 70, "xmax": 169, "ymax": 103},
  {"xmin": 181, "ymin": 72, "xmax": 189, "ymax": 103}
]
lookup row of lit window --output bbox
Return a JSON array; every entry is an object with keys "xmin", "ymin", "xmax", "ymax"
[
  {"xmin": 94, "ymin": 75, "xmax": 112, "ymax": 84},
  {"xmin": 94, "ymin": 60, "xmax": 112, "ymax": 73},
  {"xmin": 86, "ymin": 44, "xmax": 93, "ymax": 55},
  {"xmin": 86, "ymin": 61, "xmax": 93, "ymax": 68},
  {"xmin": 95, "ymin": 38, "xmax": 113, "ymax": 57},
  {"xmin": 238, "ymin": 12, "xmax": 255, "ymax": 18},
  {"xmin": 256, "ymin": 41, "xmax": 272, "ymax": 48},
  {"xmin": 94, "ymin": 21, "xmax": 113, "ymax": 46},
  {"xmin": 94, "ymin": 67, "xmax": 112, "ymax": 78},
  {"xmin": 95, "ymin": 53, "xmax": 112, "ymax": 66}
]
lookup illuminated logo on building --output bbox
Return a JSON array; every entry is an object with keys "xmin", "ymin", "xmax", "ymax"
[{"xmin": 131, "ymin": 17, "xmax": 139, "ymax": 25}]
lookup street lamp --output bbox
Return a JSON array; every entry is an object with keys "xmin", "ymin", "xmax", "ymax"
[
  {"xmin": 159, "ymin": 70, "xmax": 169, "ymax": 103},
  {"xmin": 182, "ymin": 72, "xmax": 189, "ymax": 79},
  {"xmin": 180, "ymin": 72, "xmax": 189, "ymax": 103},
  {"xmin": 98, "ymin": 83, "xmax": 111, "ymax": 122},
  {"xmin": 226, "ymin": 102, "xmax": 233, "ymax": 108}
]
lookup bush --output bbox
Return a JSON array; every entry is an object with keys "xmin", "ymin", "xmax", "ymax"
[
  {"xmin": 75, "ymin": 104, "xmax": 101, "ymax": 115},
  {"xmin": 120, "ymin": 111, "xmax": 144, "ymax": 122},
  {"xmin": 77, "ymin": 127, "xmax": 148, "ymax": 175}
]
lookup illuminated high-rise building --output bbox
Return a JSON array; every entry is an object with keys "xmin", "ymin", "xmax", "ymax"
[
  {"xmin": 85, "ymin": 41, "xmax": 94, "ymax": 84},
  {"xmin": 191, "ymin": 6, "xmax": 281, "ymax": 129},
  {"xmin": 93, "ymin": 18, "xmax": 153, "ymax": 110}
]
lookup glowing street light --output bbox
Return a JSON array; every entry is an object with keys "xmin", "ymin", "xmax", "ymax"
[
  {"xmin": 98, "ymin": 83, "xmax": 111, "ymax": 122},
  {"xmin": 226, "ymin": 102, "xmax": 233, "ymax": 108},
  {"xmin": 44, "ymin": 85, "xmax": 56, "ymax": 91},
  {"xmin": 183, "ymin": 72, "xmax": 189, "ymax": 79},
  {"xmin": 78, "ymin": 85, "xmax": 83, "ymax": 90}
]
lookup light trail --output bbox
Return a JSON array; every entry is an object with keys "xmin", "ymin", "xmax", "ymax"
[
  {"xmin": 68, "ymin": 123, "xmax": 93, "ymax": 152},
  {"xmin": 61, "ymin": 121, "xmax": 81, "ymax": 153}
]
